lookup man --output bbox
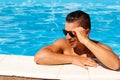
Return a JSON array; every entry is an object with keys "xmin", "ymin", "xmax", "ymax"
[{"xmin": 34, "ymin": 10, "xmax": 120, "ymax": 70}]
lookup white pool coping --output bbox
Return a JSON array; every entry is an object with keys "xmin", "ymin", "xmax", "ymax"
[{"xmin": 0, "ymin": 54, "xmax": 120, "ymax": 80}]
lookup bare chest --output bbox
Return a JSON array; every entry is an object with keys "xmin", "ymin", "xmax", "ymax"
[{"xmin": 64, "ymin": 48, "xmax": 95, "ymax": 58}]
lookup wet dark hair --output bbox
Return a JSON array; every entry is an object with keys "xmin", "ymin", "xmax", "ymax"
[{"xmin": 66, "ymin": 10, "xmax": 91, "ymax": 30}]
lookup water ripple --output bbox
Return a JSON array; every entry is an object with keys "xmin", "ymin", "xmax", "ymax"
[{"xmin": 0, "ymin": 0, "xmax": 120, "ymax": 56}]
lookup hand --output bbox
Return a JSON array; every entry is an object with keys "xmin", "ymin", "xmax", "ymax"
[
  {"xmin": 72, "ymin": 55, "xmax": 98, "ymax": 69},
  {"xmin": 73, "ymin": 27, "xmax": 89, "ymax": 44}
]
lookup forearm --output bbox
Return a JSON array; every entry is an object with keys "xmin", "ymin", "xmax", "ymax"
[
  {"xmin": 34, "ymin": 49, "xmax": 73, "ymax": 65},
  {"xmin": 83, "ymin": 39, "xmax": 120, "ymax": 70}
]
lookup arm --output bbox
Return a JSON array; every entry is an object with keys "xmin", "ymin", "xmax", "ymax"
[
  {"xmin": 34, "ymin": 47, "xmax": 74, "ymax": 65},
  {"xmin": 84, "ymin": 39, "xmax": 120, "ymax": 70},
  {"xmin": 34, "ymin": 39, "xmax": 73, "ymax": 65},
  {"xmin": 34, "ymin": 38, "xmax": 97, "ymax": 69},
  {"xmin": 74, "ymin": 27, "xmax": 120, "ymax": 70}
]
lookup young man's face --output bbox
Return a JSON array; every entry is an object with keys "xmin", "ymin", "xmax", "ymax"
[{"xmin": 64, "ymin": 21, "xmax": 80, "ymax": 48}]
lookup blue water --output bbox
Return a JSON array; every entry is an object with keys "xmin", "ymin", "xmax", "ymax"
[{"xmin": 0, "ymin": 0, "xmax": 120, "ymax": 56}]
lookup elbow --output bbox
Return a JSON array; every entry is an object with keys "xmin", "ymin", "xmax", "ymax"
[
  {"xmin": 34, "ymin": 49, "xmax": 52, "ymax": 65},
  {"xmin": 34, "ymin": 52, "xmax": 47, "ymax": 65},
  {"xmin": 111, "ymin": 60, "xmax": 120, "ymax": 71},
  {"xmin": 112, "ymin": 64, "xmax": 120, "ymax": 71},
  {"xmin": 34, "ymin": 54, "xmax": 43, "ymax": 64}
]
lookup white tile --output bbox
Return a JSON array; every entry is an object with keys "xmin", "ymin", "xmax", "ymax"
[
  {"xmin": 1, "ymin": 55, "xmax": 119, "ymax": 80},
  {"xmin": 0, "ymin": 55, "xmax": 62, "ymax": 79},
  {"xmin": 58, "ymin": 64, "xmax": 89, "ymax": 80},
  {"xmin": 88, "ymin": 66, "xmax": 120, "ymax": 80},
  {"xmin": 0, "ymin": 54, "xmax": 8, "ymax": 63}
]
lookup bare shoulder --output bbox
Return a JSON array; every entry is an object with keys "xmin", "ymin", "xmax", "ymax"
[
  {"xmin": 41, "ymin": 38, "xmax": 70, "ymax": 53},
  {"xmin": 51, "ymin": 38, "xmax": 71, "ymax": 50},
  {"xmin": 53, "ymin": 38, "xmax": 70, "ymax": 46},
  {"xmin": 97, "ymin": 42, "xmax": 112, "ymax": 51},
  {"xmin": 91, "ymin": 39, "xmax": 112, "ymax": 51}
]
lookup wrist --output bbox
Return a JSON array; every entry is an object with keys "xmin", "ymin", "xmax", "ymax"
[
  {"xmin": 71, "ymin": 56, "xmax": 76, "ymax": 64},
  {"xmin": 67, "ymin": 55, "xmax": 76, "ymax": 64},
  {"xmin": 71, "ymin": 56, "xmax": 79, "ymax": 65},
  {"xmin": 82, "ymin": 38, "xmax": 89, "ymax": 45}
]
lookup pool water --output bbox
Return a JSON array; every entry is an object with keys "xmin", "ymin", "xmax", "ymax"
[{"xmin": 0, "ymin": 0, "xmax": 120, "ymax": 56}]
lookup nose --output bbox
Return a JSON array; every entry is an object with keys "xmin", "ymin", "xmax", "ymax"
[{"xmin": 66, "ymin": 33, "xmax": 72, "ymax": 40}]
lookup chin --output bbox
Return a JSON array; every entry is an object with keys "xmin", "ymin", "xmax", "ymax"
[
  {"xmin": 68, "ymin": 39, "xmax": 77, "ymax": 48},
  {"xmin": 70, "ymin": 43, "xmax": 76, "ymax": 48}
]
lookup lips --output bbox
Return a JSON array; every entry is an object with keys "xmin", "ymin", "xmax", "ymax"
[
  {"xmin": 69, "ymin": 40, "xmax": 74, "ymax": 43},
  {"xmin": 69, "ymin": 40, "xmax": 75, "ymax": 45}
]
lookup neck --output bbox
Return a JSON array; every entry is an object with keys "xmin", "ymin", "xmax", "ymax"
[
  {"xmin": 73, "ymin": 42, "xmax": 95, "ymax": 57},
  {"xmin": 74, "ymin": 44, "xmax": 87, "ymax": 55}
]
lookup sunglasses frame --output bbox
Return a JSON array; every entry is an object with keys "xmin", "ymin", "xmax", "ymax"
[{"xmin": 62, "ymin": 29, "xmax": 75, "ymax": 37}]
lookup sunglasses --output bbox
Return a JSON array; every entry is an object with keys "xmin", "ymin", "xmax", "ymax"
[{"xmin": 62, "ymin": 29, "xmax": 75, "ymax": 37}]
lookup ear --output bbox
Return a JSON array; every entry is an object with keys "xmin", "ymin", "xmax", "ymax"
[{"xmin": 86, "ymin": 28, "xmax": 90, "ymax": 34}]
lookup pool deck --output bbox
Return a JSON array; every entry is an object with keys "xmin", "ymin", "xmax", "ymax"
[{"xmin": 0, "ymin": 54, "xmax": 120, "ymax": 80}]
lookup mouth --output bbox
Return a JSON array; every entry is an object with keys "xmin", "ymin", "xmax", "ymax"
[{"xmin": 69, "ymin": 40, "xmax": 75, "ymax": 45}]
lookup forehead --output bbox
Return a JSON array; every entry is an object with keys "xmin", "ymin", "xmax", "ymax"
[{"xmin": 65, "ymin": 21, "xmax": 80, "ymax": 30}]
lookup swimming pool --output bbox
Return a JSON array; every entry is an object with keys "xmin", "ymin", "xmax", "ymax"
[{"xmin": 0, "ymin": 0, "xmax": 120, "ymax": 56}]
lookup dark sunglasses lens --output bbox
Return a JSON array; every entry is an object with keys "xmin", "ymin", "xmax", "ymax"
[
  {"xmin": 69, "ymin": 32, "xmax": 75, "ymax": 37},
  {"xmin": 62, "ymin": 29, "xmax": 67, "ymax": 35},
  {"xmin": 62, "ymin": 29, "xmax": 75, "ymax": 37}
]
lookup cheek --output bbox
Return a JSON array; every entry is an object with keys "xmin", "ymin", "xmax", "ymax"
[
  {"xmin": 74, "ymin": 38, "xmax": 79, "ymax": 44},
  {"xmin": 74, "ymin": 37, "xmax": 79, "ymax": 41},
  {"xmin": 73, "ymin": 38, "xmax": 78, "ymax": 44}
]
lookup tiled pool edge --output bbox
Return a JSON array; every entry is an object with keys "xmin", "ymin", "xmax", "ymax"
[
  {"xmin": 0, "ymin": 54, "xmax": 120, "ymax": 80},
  {"xmin": 0, "ymin": 54, "xmax": 62, "ymax": 79},
  {"xmin": 0, "ymin": 54, "xmax": 90, "ymax": 80}
]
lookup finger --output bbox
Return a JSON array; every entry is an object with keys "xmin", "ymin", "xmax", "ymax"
[
  {"xmin": 80, "ymin": 64, "xmax": 88, "ymax": 70},
  {"xmin": 72, "ymin": 27, "xmax": 80, "ymax": 32},
  {"xmin": 90, "ymin": 59, "xmax": 99, "ymax": 66},
  {"xmin": 81, "ymin": 54, "xmax": 87, "ymax": 57},
  {"xmin": 76, "ymin": 62, "xmax": 88, "ymax": 70},
  {"xmin": 86, "ymin": 60, "xmax": 98, "ymax": 67},
  {"xmin": 91, "ymin": 59, "xmax": 99, "ymax": 66},
  {"xmin": 85, "ymin": 59, "xmax": 98, "ymax": 67},
  {"xmin": 93, "ymin": 58, "xmax": 100, "ymax": 66},
  {"xmin": 78, "ymin": 27, "xmax": 84, "ymax": 30},
  {"xmin": 72, "ymin": 31, "xmax": 76, "ymax": 35}
]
